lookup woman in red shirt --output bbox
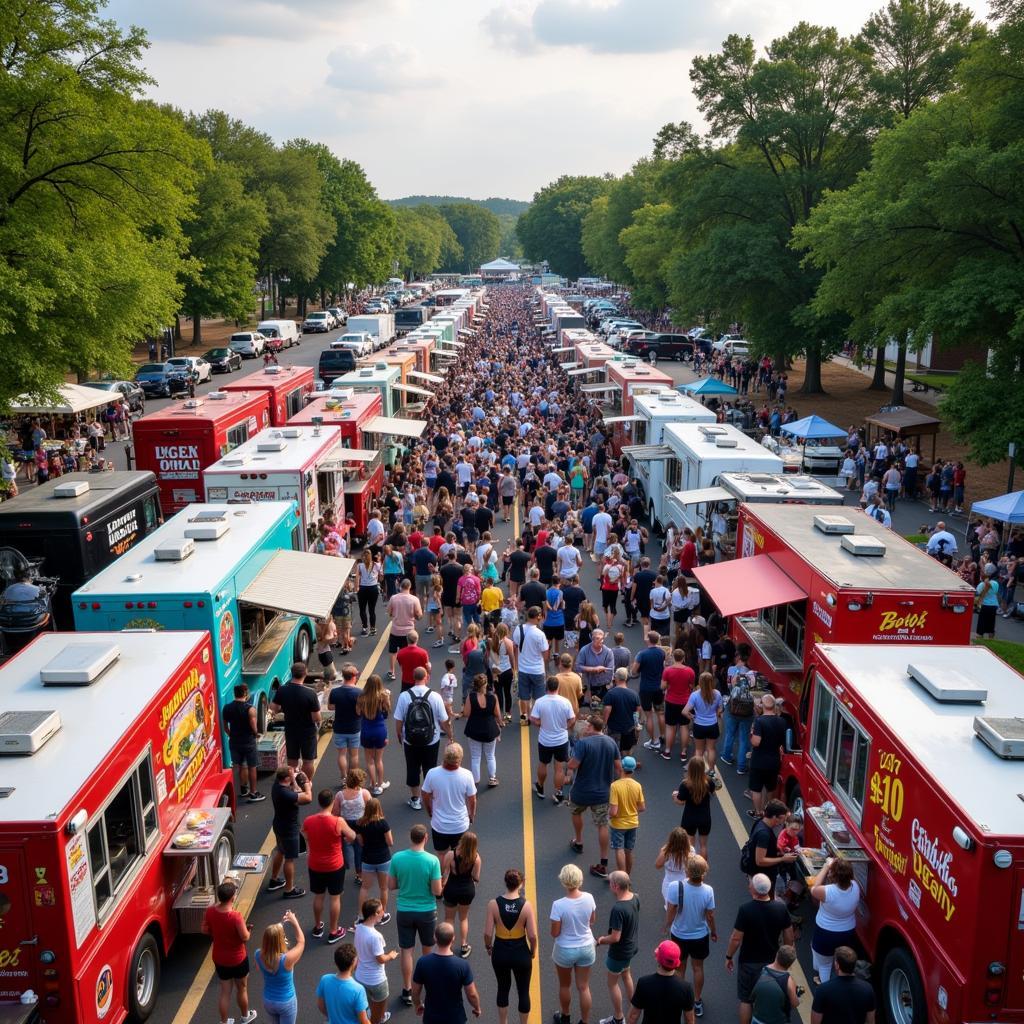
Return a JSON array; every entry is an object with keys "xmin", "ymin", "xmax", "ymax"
[
  {"xmin": 201, "ymin": 880, "xmax": 256, "ymax": 1024},
  {"xmin": 660, "ymin": 647, "xmax": 695, "ymax": 762},
  {"xmin": 301, "ymin": 789, "xmax": 355, "ymax": 943}
]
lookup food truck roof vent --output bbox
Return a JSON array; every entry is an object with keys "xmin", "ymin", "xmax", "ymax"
[
  {"xmin": 54, "ymin": 480, "xmax": 90, "ymax": 498},
  {"xmin": 257, "ymin": 438, "xmax": 287, "ymax": 453},
  {"xmin": 328, "ymin": 388, "xmax": 354, "ymax": 401},
  {"xmin": 714, "ymin": 437, "xmax": 738, "ymax": 448},
  {"xmin": 840, "ymin": 534, "xmax": 886, "ymax": 557},
  {"xmin": 263, "ymin": 365, "xmax": 282, "ymax": 375},
  {"xmin": 0, "ymin": 709, "xmax": 62, "ymax": 755},
  {"xmin": 184, "ymin": 521, "xmax": 230, "ymax": 541},
  {"xmin": 155, "ymin": 538, "xmax": 196, "ymax": 561},
  {"xmin": 40, "ymin": 641, "xmax": 121, "ymax": 686},
  {"xmin": 659, "ymin": 393, "xmax": 682, "ymax": 403},
  {"xmin": 908, "ymin": 662, "xmax": 988, "ymax": 703},
  {"xmin": 207, "ymin": 390, "xmax": 228, "ymax": 400},
  {"xmin": 375, "ymin": 362, "xmax": 388, "ymax": 371},
  {"xmin": 359, "ymin": 367, "xmax": 374, "ymax": 377},
  {"xmin": 222, "ymin": 454, "xmax": 247, "ymax": 466},
  {"xmin": 972, "ymin": 716, "xmax": 1024, "ymax": 759},
  {"xmin": 789, "ymin": 477, "xmax": 818, "ymax": 489},
  {"xmin": 698, "ymin": 426, "xmax": 727, "ymax": 438},
  {"xmin": 280, "ymin": 427, "xmax": 302, "ymax": 438},
  {"xmin": 813, "ymin": 514, "xmax": 855, "ymax": 535}
]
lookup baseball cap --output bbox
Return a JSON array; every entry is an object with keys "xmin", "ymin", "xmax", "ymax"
[
  {"xmin": 621, "ymin": 756, "xmax": 637, "ymax": 772},
  {"xmin": 655, "ymin": 940, "xmax": 681, "ymax": 969}
]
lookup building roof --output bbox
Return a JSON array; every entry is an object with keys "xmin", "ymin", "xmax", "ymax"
[
  {"xmin": 480, "ymin": 257, "xmax": 521, "ymax": 271},
  {"xmin": 864, "ymin": 406, "xmax": 940, "ymax": 436}
]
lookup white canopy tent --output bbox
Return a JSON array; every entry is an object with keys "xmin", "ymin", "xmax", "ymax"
[{"xmin": 11, "ymin": 383, "xmax": 124, "ymax": 416}]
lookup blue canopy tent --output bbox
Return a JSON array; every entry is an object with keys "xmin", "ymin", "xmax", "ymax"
[
  {"xmin": 969, "ymin": 491, "xmax": 1024, "ymax": 541},
  {"xmin": 677, "ymin": 377, "xmax": 738, "ymax": 397},
  {"xmin": 779, "ymin": 414, "xmax": 844, "ymax": 441}
]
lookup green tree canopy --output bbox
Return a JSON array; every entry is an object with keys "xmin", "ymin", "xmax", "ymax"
[{"xmin": 438, "ymin": 203, "xmax": 501, "ymax": 272}]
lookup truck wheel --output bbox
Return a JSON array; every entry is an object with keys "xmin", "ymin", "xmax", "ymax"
[
  {"xmin": 256, "ymin": 693, "xmax": 268, "ymax": 735},
  {"xmin": 293, "ymin": 625, "xmax": 312, "ymax": 665},
  {"xmin": 214, "ymin": 825, "xmax": 235, "ymax": 882},
  {"xmin": 127, "ymin": 932, "xmax": 160, "ymax": 1022},
  {"xmin": 881, "ymin": 946, "xmax": 926, "ymax": 1024}
]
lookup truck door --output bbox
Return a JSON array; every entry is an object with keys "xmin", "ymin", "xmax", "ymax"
[
  {"xmin": 1006, "ymin": 866, "xmax": 1024, "ymax": 1010},
  {"xmin": 0, "ymin": 847, "xmax": 41, "ymax": 1002}
]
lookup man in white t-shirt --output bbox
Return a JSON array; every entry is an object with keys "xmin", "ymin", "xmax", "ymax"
[
  {"xmin": 530, "ymin": 677, "xmax": 576, "ymax": 804},
  {"xmin": 394, "ymin": 668, "xmax": 452, "ymax": 811},
  {"xmin": 557, "ymin": 539, "xmax": 583, "ymax": 581},
  {"xmin": 366, "ymin": 513, "xmax": 386, "ymax": 553},
  {"xmin": 543, "ymin": 468, "xmax": 563, "ymax": 493},
  {"xmin": 515, "ymin": 606, "xmax": 549, "ymax": 723},
  {"xmin": 421, "ymin": 743, "xmax": 477, "ymax": 852},
  {"xmin": 591, "ymin": 505, "xmax": 613, "ymax": 560}
]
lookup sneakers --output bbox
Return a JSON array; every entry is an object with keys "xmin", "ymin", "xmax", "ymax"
[
  {"xmin": 240, "ymin": 1012, "xmax": 258, "ymax": 1024},
  {"xmin": 380, "ymin": 912, "xmax": 392, "ymax": 925},
  {"xmin": 694, "ymin": 999, "xmax": 704, "ymax": 1018},
  {"xmin": 371, "ymin": 785, "xmax": 384, "ymax": 796},
  {"xmin": 569, "ymin": 839, "xmax": 583, "ymax": 854},
  {"xmin": 370, "ymin": 627, "xmax": 377, "ymax": 635},
  {"xmin": 283, "ymin": 887, "xmax": 305, "ymax": 899},
  {"xmin": 600, "ymin": 1017, "xmax": 625, "ymax": 1024},
  {"xmin": 459, "ymin": 943, "xmax": 472, "ymax": 958},
  {"xmin": 239, "ymin": 785, "xmax": 249, "ymax": 798},
  {"xmin": 425, "ymin": 626, "xmax": 434, "ymax": 633},
  {"xmin": 520, "ymin": 714, "xmax": 528, "ymax": 725},
  {"xmin": 407, "ymin": 797, "xmax": 423, "ymax": 811},
  {"xmin": 432, "ymin": 639, "xmax": 445, "ymax": 648},
  {"xmin": 360, "ymin": 628, "xmax": 369, "ymax": 636},
  {"xmin": 401, "ymin": 989, "xmax": 413, "ymax": 1007},
  {"xmin": 643, "ymin": 738, "xmax": 661, "ymax": 750},
  {"xmin": 327, "ymin": 927, "xmax": 346, "ymax": 944},
  {"xmin": 534, "ymin": 782, "xmax": 545, "ymax": 799},
  {"xmin": 266, "ymin": 877, "xmax": 286, "ymax": 892},
  {"xmin": 354, "ymin": 875, "xmax": 362, "ymax": 887},
  {"xmin": 553, "ymin": 1014, "xmax": 571, "ymax": 1024},
  {"xmin": 719, "ymin": 755, "xmax": 735, "ymax": 766},
  {"xmin": 589, "ymin": 863, "xmax": 609, "ymax": 879},
  {"xmin": 553, "ymin": 791, "xmax": 565, "ymax": 805},
  {"xmin": 380, "ymin": 780, "xmax": 391, "ymax": 791},
  {"xmin": 247, "ymin": 791, "xmax": 266, "ymax": 803},
  {"xmin": 386, "ymin": 671, "xmax": 396, "ymax": 681},
  {"xmin": 312, "ymin": 922, "xmax": 325, "ymax": 939}
]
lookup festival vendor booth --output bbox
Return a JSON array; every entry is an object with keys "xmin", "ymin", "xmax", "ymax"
[
  {"xmin": 864, "ymin": 405, "xmax": 940, "ymax": 465},
  {"xmin": 777, "ymin": 414, "xmax": 846, "ymax": 474}
]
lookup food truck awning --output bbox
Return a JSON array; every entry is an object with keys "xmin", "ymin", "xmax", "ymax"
[
  {"xmin": 622, "ymin": 444, "xmax": 675, "ymax": 461},
  {"xmin": 366, "ymin": 415, "xmax": 427, "ymax": 439},
  {"xmin": 392, "ymin": 382, "xmax": 434, "ymax": 398},
  {"xmin": 240, "ymin": 551, "xmax": 355, "ymax": 620},
  {"xmin": 457, "ymin": 328, "xmax": 475, "ymax": 337},
  {"xmin": 580, "ymin": 382, "xmax": 621, "ymax": 394},
  {"xmin": 604, "ymin": 415, "xmax": 645, "ymax": 426},
  {"xmin": 551, "ymin": 346, "xmax": 576, "ymax": 354},
  {"xmin": 320, "ymin": 447, "xmax": 379, "ymax": 469},
  {"xmin": 559, "ymin": 362, "xmax": 579, "ymax": 370},
  {"xmin": 670, "ymin": 486, "xmax": 733, "ymax": 505},
  {"xmin": 692, "ymin": 554, "xmax": 806, "ymax": 618},
  {"xmin": 439, "ymin": 337, "xmax": 465, "ymax": 348},
  {"xmin": 568, "ymin": 366, "xmax": 603, "ymax": 377},
  {"xmin": 409, "ymin": 370, "xmax": 445, "ymax": 385}
]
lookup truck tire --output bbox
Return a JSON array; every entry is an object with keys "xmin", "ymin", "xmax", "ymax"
[
  {"xmin": 127, "ymin": 932, "xmax": 160, "ymax": 1022},
  {"xmin": 881, "ymin": 946, "xmax": 926, "ymax": 1024},
  {"xmin": 214, "ymin": 824, "xmax": 235, "ymax": 882},
  {"xmin": 293, "ymin": 625, "xmax": 312, "ymax": 665}
]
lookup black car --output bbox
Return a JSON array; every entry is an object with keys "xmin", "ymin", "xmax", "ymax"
[
  {"xmin": 81, "ymin": 379, "xmax": 146, "ymax": 412},
  {"xmin": 622, "ymin": 333, "xmax": 694, "ymax": 360},
  {"xmin": 133, "ymin": 363, "xmax": 189, "ymax": 398},
  {"xmin": 203, "ymin": 347, "xmax": 242, "ymax": 373},
  {"xmin": 317, "ymin": 348, "xmax": 356, "ymax": 386}
]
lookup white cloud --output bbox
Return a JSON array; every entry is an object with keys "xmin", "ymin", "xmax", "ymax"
[
  {"xmin": 479, "ymin": 3, "xmax": 540, "ymax": 54},
  {"xmin": 325, "ymin": 44, "xmax": 441, "ymax": 94}
]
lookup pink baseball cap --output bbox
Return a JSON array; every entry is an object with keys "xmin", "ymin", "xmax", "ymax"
[{"xmin": 655, "ymin": 940, "xmax": 681, "ymax": 969}]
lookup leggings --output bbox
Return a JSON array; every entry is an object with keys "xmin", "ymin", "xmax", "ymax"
[
  {"xmin": 493, "ymin": 941, "xmax": 532, "ymax": 1012},
  {"xmin": 496, "ymin": 670, "xmax": 514, "ymax": 716},
  {"xmin": 263, "ymin": 996, "xmax": 298, "ymax": 1024},
  {"xmin": 468, "ymin": 739, "xmax": 497, "ymax": 783},
  {"xmin": 383, "ymin": 573, "xmax": 401, "ymax": 600},
  {"xmin": 358, "ymin": 585, "xmax": 378, "ymax": 629}
]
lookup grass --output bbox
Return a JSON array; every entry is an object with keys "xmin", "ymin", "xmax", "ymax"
[
  {"xmin": 974, "ymin": 637, "xmax": 1024, "ymax": 674},
  {"xmin": 902, "ymin": 533, "xmax": 928, "ymax": 545},
  {"xmin": 884, "ymin": 362, "xmax": 955, "ymax": 391}
]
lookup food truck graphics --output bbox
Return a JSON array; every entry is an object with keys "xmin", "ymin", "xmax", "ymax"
[
  {"xmin": 594, "ymin": 360, "xmax": 676, "ymax": 454},
  {"xmin": 132, "ymin": 391, "xmax": 272, "ymax": 515},
  {"xmin": 362, "ymin": 348, "xmax": 434, "ymax": 411},
  {"xmin": 691, "ymin": 503, "xmax": 974, "ymax": 721},
  {"xmin": 0, "ymin": 631, "xmax": 233, "ymax": 1024},
  {"xmin": 220, "ymin": 364, "xmax": 315, "ymax": 426},
  {"xmin": 73, "ymin": 502, "xmax": 354, "ymax": 749},
  {"xmin": 783, "ymin": 643, "xmax": 1024, "ymax": 1024},
  {"xmin": 0, "ymin": 472, "xmax": 161, "ymax": 629},
  {"xmin": 202, "ymin": 425, "xmax": 347, "ymax": 549}
]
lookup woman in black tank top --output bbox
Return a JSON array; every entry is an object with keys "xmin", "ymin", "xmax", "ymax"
[{"xmin": 484, "ymin": 868, "xmax": 538, "ymax": 1023}]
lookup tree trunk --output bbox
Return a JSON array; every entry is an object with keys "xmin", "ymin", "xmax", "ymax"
[
  {"xmin": 192, "ymin": 312, "xmax": 203, "ymax": 349},
  {"xmin": 774, "ymin": 347, "xmax": 786, "ymax": 372},
  {"xmin": 173, "ymin": 315, "xmax": 182, "ymax": 341},
  {"xmin": 278, "ymin": 287, "xmax": 287, "ymax": 319},
  {"xmin": 890, "ymin": 338, "xmax": 907, "ymax": 406},
  {"xmin": 869, "ymin": 342, "xmax": 887, "ymax": 390},
  {"xmin": 800, "ymin": 342, "xmax": 827, "ymax": 395}
]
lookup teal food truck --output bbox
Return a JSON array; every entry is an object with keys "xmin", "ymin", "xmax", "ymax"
[{"xmin": 72, "ymin": 502, "xmax": 354, "ymax": 755}]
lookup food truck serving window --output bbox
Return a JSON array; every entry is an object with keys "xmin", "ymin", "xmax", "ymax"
[
  {"xmin": 761, "ymin": 600, "xmax": 805, "ymax": 661},
  {"xmin": 226, "ymin": 422, "xmax": 250, "ymax": 452},
  {"xmin": 88, "ymin": 751, "xmax": 158, "ymax": 917},
  {"xmin": 811, "ymin": 677, "xmax": 871, "ymax": 821},
  {"xmin": 666, "ymin": 458, "xmax": 681, "ymax": 493}
]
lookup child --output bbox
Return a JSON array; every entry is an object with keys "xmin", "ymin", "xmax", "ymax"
[
  {"xmin": 776, "ymin": 814, "xmax": 804, "ymax": 910},
  {"xmin": 315, "ymin": 618, "xmax": 337, "ymax": 682},
  {"xmin": 427, "ymin": 573, "xmax": 443, "ymax": 645},
  {"xmin": 500, "ymin": 595, "xmax": 520, "ymax": 632},
  {"xmin": 440, "ymin": 659, "xmax": 458, "ymax": 721}
]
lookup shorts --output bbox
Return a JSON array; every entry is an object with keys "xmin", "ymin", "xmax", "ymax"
[
  {"xmin": 517, "ymin": 672, "xmax": 545, "ymax": 701},
  {"xmin": 552, "ymin": 942, "xmax": 596, "ymax": 969},
  {"xmin": 404, "ymin": 741, "xmax": 439, "ymax": 788},
  {"xmin": 738, "ymin": 961, "xmax": 767, "ymax": 1003},
  {"xmin": 568, "ymin": 801, "xmax": 610, "ymax": 827},
  {"xmin": 544, "ymin": 624, "xmax": 565, "ymax": 641},
  {"xmin": 308, "ymin": 866, "xmax": 345, "ymax": 896},
  {"xmin": 601, "ymin": 589, "xmax": 618, "ymax": 611},
  {"xmin": 692, "ymin": 722, "xmax": 720, "ymax": 741},
  {"xmin": 274, "ymin": 830, "xmax": 300, "ymax": 861},
  {"xmin": 605, "ymin": 953, "xmax": 633, "ymax": 974},
  {"xmin": 432, "ymin": 829, "xmax": 464, "ymax": 852},
  {"xmin": 665, "ymin": 702, "xmax": 690, "ymax": 727},
  {"xmin": 389, "ymin": 633, "xmax": 409, "ymax": 654},
  {"xmin": 681, "ymin": 817, "xmax": 712, "ymax": 837},
  {"xmin": 285, "ymin": 732, "xmax": 318, "ymax": 762},
  {"xmin": 671, "ymin": 933, "xmax": 710, "ymax": 962},
  {"xmin": 595, "ymin": 540, "xmax": 608, "ymax": 557},
  {"xmin": 538, "ymin": 741, "xmax": 570, "ymax": 765},
  {"xmin": 650, "ymin": 617, "xmax": 671, "ymax": 636},
  {"xmin": 361, "ymin": 727, "xmax": 388, "ymax": 751},
  {"xmin": 502, "ymin": 495, "xmax": 515, "ymax": 507},
  {"xmin": 361, "ymin": 860, "xmax": 391, "ymax": 874},
  {"xmin": 639, "ymin": 690, "xmax": 664, "ymax": 711},
  {"xmin": 229, "ymin": 741, "xmax": 258, "ymax": 768},
  {"xmin": 397, "ymin": 909, "xmax": 437, "ymax": 949},
  {"xmin": 333, "ymin": 732, "xmax": 361, "ymax": 750},
  {"xmin": 214, "ymin": 957, "xmax": 250, "ymax": 981},
  {"xmin": 609, "ymin": 827, "xmax": 637, "ymax": 851},
  {"xmin": 610, "ymin": 728, "xmax": 637, "ymax": 754},
  {"xmin": 363, "ymin": 979, "xmax": 389, "ymax": 1003},
  {"xmin": 318, "ymin": 650, "xmax": 335, "ymax": 667},
  {"xmin": 749, "ymin": 765, "xmax": 780, "ymax": 793}
]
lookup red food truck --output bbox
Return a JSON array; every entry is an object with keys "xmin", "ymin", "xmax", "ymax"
[
  {"xmin": 220, "ymin": 364, "xmax": 315, "ymax": 426},
  {"xmin": 0, "ymin": 630, "xmax": 235, "ymax": 1024},
  {"xmin": 781, "ymin": 642, "xmax": 1024, "ymax": 1024},
  {"xmin": 692, "ymin": 504, "xmax": 974, "ymax": 720},
  {"xmin": 132, "ymin": 391, "xmax": 272, "ymax": 515}
]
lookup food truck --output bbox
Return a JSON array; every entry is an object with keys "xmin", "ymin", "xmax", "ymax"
[
  {"xmin": 0, "ymin": 630, "xmax": 234, "ymax": 1024},
  {"xmin": 691, "ymin": 503, "xmax": 974, "ymax": 721},
  {"xmin": 582, "ymin": 359, "xmax": 675, "ymax": 453},
  {"xmin": 333, "ymin": 363, "xmax": 402, "ymax": 418},
  {"xmin": 202, "ymin": 425, "xmax": 350, "ymax": 548},
  {"xmin": 782, "ymin": 642, "xmax": 1024, "ymax": 1024},
  {"xmin": 132, "ymin": 391, "xmax": 272, "ymax": 515},
  {"xmin": 220, "ymin": 364, "xmax": 315, "ymax": 426},
  {"xmin": 73, "ymin": 502, "xmax": 353, "ymax": 745},
  {"xmin": 0, "ymin": 472, "xmax": 161, "ymax": 629},
  {"xmin": 364, "ymin": 348, "xmax": 435, "ymax": 411}
]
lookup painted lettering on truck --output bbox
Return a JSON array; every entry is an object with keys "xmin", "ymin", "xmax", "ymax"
[{"xmin": 155, "ymin": 444, "xmax": 200, "ymax": 479}]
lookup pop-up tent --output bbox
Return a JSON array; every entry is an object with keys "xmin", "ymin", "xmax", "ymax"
[
  {"xmin": 970, "ymin": 490, "xmax": 1024, "ymax": 525},
  {"xmin": 11, "ymin": 383, "xmax": 123, "ymax": 416},
  {"xmin": 779, "ymin": 414, "xmax": 843, "ymax": 441},
  {"xmin": 677, "ymin": 377, "xmax": 738, "ymax": 396}
]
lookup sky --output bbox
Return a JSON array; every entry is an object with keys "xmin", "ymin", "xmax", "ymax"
[{"xmin": 105, "ymin": 0, "xmax": 986, "ymax": 202}]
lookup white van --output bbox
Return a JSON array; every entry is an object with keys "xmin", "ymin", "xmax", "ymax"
[{"xmin": 257, "ymin": 319, "xmax": 300, "ymax": 348}]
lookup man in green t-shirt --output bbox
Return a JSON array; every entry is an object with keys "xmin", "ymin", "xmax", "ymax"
[{"xmin": 389, "ymin": 823, "xmax": 442, "ymax": 1007}]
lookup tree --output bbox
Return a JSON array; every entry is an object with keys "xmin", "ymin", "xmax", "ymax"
[
  {"xmin": 0, "ymin": 0, "xmax": 201, "ymax": 403},
  {"xmin": 516, "ymin": 175, "xmax": 611, "ymax": 280},
  {"xmin": 438, "ymin": 203, "xmax": 501, "ymax": 272},
  {"xmin": 619, "ymin": 203, "xmax": 674, "ymax": 309},
  {"xmin": 392, "ymin": 205, "xmax": 461, "ymax": 279}
]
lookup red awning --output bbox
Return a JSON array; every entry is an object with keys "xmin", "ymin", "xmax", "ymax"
[{"xmin": 692, "ymin": 555, "xmax": 806, "ymax": 618}]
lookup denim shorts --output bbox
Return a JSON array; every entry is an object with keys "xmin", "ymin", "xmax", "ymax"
[
  {"xmin": 362, "ymin": 860, "xmax": 391, "ymax": 874},
  {"xmin": 606, "ymin": 953, "xmax": 633, "ymax": 974},
  {"xmin": 363, "ymin": 979, "xmax": 389, "ymax": 1003},
  {"xmin": 517, "ymin": 672, "xmax": 546, "ymax": 701},
  {"xmin": 610, "ymin": 826, "xmax": 637, "ymax": 851},
  {"xmin": 333, "ymin": 732, "xmax": 361, "ymax": 749},
  {"xmin": 552, "ymin": 941, "xmax": 596, "ymax": 969}
]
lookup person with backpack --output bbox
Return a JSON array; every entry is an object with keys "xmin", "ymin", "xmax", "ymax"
[
  {"xmin": 749, "ymin": 945, "xmax": 800, "ymax": 1024},
  {"xmin": 663, "ymin": 855, "xmax": 716, "ymax": 1019},
  {"xmin": 721, "ymin": 646, "xmax": 755, "ymax": 775},
  {"xmin": 394, "ymin": 667, "xmax": 452, "ymax": 812},
  {"xmin": 740, "ymin": 800, "xmax": 797, "ymax": 892}
]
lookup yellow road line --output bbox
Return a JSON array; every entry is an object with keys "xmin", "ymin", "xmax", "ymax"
[
  {"xmin": 715, "ymin": 780, "xmax": 812, "ymax": 1024},
  {"xmin": 171, "ymin": 623, "xmax": 392, "ymax": 1024}
]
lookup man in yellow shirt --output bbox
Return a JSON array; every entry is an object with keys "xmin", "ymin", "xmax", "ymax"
[
  {"xmin": 480, "ymin": 580, "xmax": 504, "ymax": 633},
  {"xmin": 608, "ymin": 756, "xmax": 646, "ymax": 873},
  {"xmin": 555, "ymin": 652, "xmax": 585, "ymax": 714}
]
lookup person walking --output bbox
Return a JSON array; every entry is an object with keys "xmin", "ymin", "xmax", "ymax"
[
  {"xmin": 749, "ymin": 945, "xmax": 800, "ymax": 1024},
  {"xmin": 627, "ymin": 941, "xmax": 696, "ymax": 1024},
  {"xmin": 267, "ymin": 765, "xmax": 313, "ymax": 899},
  {"xmin": 489, "ymin": 623, "xmax": 518, "ymax": 723},
  {"xmin": 674, "ymin": 756, "xmax": 715, "ymax": 862},
  {"xmin": 608, "ymin": 756, "xmax": 645, "ymax": 874},
  {"xmin": 202, "ymin": 880, "xmax": 257, "ymax": 1024},
  {"xmin": 387, "ymin": 578, "xmax": 423, "ymax": 681},
  {"xmin": 329, "ymin": 664, "xmax": 364, "ymax": 782},
  {"xmin": 604, "ymin": 667, "xmax": 641, "ymax": 761},
  {"xmin": 748, "ymin": 695, "xmax": 788, "ymax": 819},
  {"xmin": 357, "ymin": 550, "xmax": 382, "ymax": 636},
  {"xmin": 389, "ymin": 823, "xmax": 443, "ymax": 1008},
  {"xmin": 596, "ymin": 871, "xmax": 640, "ymax": 1024},
  {"xmin": 353, "ymin": 798, "xmax": 393, "ymax": 927},
  {"xmin": 441, "ymin": 831, "xmax": 481, "ymax": 958},
  {"xmin": 421, "ymin": 742, "xmax": 477, "ymax": 852},
  {"xmin": 333, "ymin": 769, "xmax": 371, "ymax": 892},
  {"xmin": 303, "ymin": 788, "xmax": 356, "ymax": 944},
  {"xmin": 660, "ymin": 648, "xmax": 694, "ymax": 763},
  {"xmin": 550, "ymin": 863, "xmax": 598, "ymax": 1024},
  {"xmin": 682, "ymin": 672, "xmax": 723, "ymax": 779},
  {"xmin": 663, "ymin": 855, "xmax": 716, "ymax": 1018},
  {"xmin": 254, "ymin": 912, "xmax": 305, "ymax": 1024},
  {"xmin": 531, "ymin": 675, "xmax": 576, "ymax": 802},
  {"xmin": 394, "ymin": 667, "xmax": 451, "ymax": 811},
  {"xmin": 356, "ymin": 675, "xmax": 391, "ymax": 796},
  {"xmin": 568, "ymin": 715, "xmax": 622, "ymax": 879},
  {"xmin": 483, "ymin": 868, "xmax": 538, "ymax": 1024},
  {"xmin": 632, "ymin": 631, "xmax": 666, "ymax": 751},
  {"xmin": 515, "ymin": 606, "xmax": 549, "ymax": 723},
  {"xmin": 811, "ymin": 947, "xmax": 875, "ymax": 1024},
  {"xmin": 269, "ymin": 662, "xmax": 321, "ymax": 778},
  {"xmin": 315, "ymin": 943, "xmax": 371, "ymax": 1024},
  {"xmin": 576, "ymin": 629, "xmax": 615, "ymax": 706},
  {"xmin": 411, "ymin": 921, "xmax": 482, "ymax": 1023},
  {"xmin": 655, "ymin": 827, "xmax": 694, "ymax": 911},
  {"xmin": 353, "ymin": 899, "xmax": 398, "ymax": 1024},
  {"xmin": 462, "ymin": 673, "xmax": 503, "ymax": 786}
]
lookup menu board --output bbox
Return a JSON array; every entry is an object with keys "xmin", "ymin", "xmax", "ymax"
[{"xmin": 65, "ymin": 832, "xmax": 95, "ymax": 947}]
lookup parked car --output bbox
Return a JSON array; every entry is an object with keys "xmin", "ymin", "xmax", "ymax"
[
  {"xmin": 228, "ymin": 331, "xmax": 268, "ymax": 357},
  {"xmin": 712, "ymin": 333, "xmax": 746, "ymax": 353},
  {"xmin": 327, "ymin": 307, "xmax": 347, "ymax": 328},
  {"xmin": 365, "ymin": 299, "xmax": 389, "ymax": 314},
  {"xmin": 82, "ymin": 378, "xmax": 145, "ymax": 413},
  {"xmin": 302, "ymin": 311, "xmax": 333, "ymax": 333},
  {"xmin": 317, "ymin": 348, "xmax": 357, "ymax": 385},
  {"xmin": 718, "ymin": 340, "xmax": 750, "ymax": 359},
  {"xmin": 134, "ymin": 363, "xmax": 188, "ymax": 398},
  {"xmin": 330, "ymin": 332, "xmax": 374, "ymax": 357},
  {"xmin": 166, "ymin": 356, "xmax": 212, "ymax": 384},
  {"xmin": 203, "ymin": 347, "xmax": 242, "ymax": 373},
  {"xmin": 624, "ymin": 333, "xmax": 694, "ymax": 361}
]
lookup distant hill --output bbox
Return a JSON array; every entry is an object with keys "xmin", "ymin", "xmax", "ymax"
[{"xmin": 387, "ymin": 195, "xmax": 530, "ymax": 217}]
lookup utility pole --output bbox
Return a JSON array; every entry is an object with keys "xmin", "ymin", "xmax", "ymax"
[{"xmin": 1009, "ymin": 442, "xmax": 1018, "ymax": 495}]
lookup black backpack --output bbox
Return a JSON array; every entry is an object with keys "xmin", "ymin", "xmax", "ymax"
[
  {"xmin": 404, "ymin": 692, "xmax": 436, "ymax": 747},
  {"xmin": 739, "ymin": 820, "xmax": 767, "ymax": 875}
]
